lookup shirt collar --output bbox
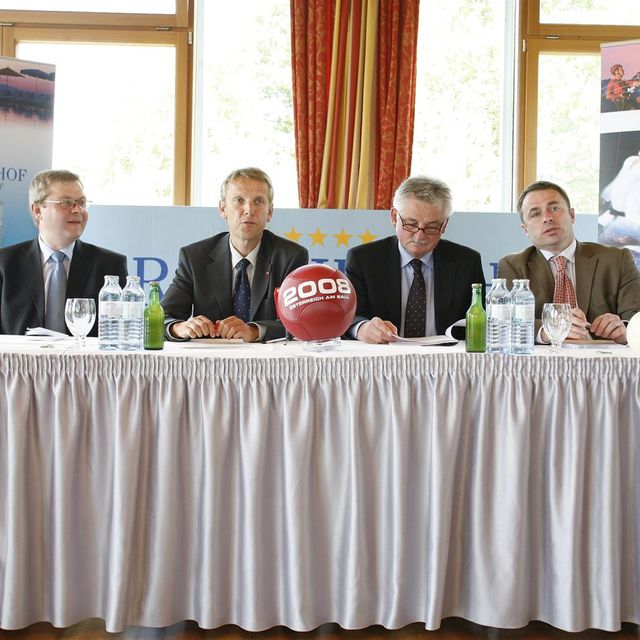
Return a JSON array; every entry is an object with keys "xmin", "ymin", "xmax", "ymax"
[
  {"xmin": 397, "ymin": 239, "xmax": 433, "ymax": 269},
  {"xmin": 540, "ymin": 237, "xmax": 577, "ymax": 264},
  {"xmin": 38, "ymin": 236, "xmax": 75, "ymax": 266},
  {"xmin": 228, "ymin": 237, "xmax": 260, "ymax": 269}
]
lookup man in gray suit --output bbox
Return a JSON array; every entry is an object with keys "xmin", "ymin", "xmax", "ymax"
[
  {"xmin": 0, "ymin": 169, "xmax": 127, "ymax": 336},
  {"xmin": 498, "ymin": 180, "xmax": 640, "ymax": 344},
  {"xmin": 161, "ymin": 167, "xmax": 309, "ymax": 342}
]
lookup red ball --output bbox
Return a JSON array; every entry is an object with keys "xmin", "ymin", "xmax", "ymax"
[{"xmin": 276, "ymin": 264, "xmax": 357, "ymax": 341}]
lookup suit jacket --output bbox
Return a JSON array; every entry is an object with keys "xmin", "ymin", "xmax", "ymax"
[
  {"xmin": 345, "ymin": 236, "xmax": 486, "ymax": 336},
  {"xmin": 0, "ymin": 238, "xmax": 128, "ymax": 336},
  {"xmin": 498, "ymin": 241, "xmax": 640, "ymax": 321},
  {"xmin": 161, "ymin": 229, "xmax": 309, "ymax": 341}
]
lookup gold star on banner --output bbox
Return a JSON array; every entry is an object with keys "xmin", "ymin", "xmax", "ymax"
[
  {"xmin": 358, "ymin": 229, "xmax": 377, "ymax": 244},
  {"xmin": 333, "ymin": 227, "xmax": 352, "ymax": 247},
  {"xmin": 285, "ymin": 226, "xmax": 303, "ymax": 242},
  {"xmin": 309, "ymin": 228, "xmax": 328, "ymax": 246}
]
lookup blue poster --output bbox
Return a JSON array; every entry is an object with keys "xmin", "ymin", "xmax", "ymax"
[{"xmin": 0, "ymin": 55, "xmax": 55, "ymax": 247}]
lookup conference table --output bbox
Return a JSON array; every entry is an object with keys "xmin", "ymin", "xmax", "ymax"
[{"xmin": 0, "ymin": 336, "xmax": 638, "ymax": 634}]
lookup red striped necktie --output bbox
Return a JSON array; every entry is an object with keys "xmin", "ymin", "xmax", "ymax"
[{"xmin": 551, "ymin": 255, "xmax": 577, "ymax": 308}]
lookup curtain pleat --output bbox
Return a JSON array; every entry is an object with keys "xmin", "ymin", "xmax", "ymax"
[
  {"xmin": 291, "ymin": 1, "xmax": 334, "ymax": 208},
  {"xmin": 376, "ymin": 0, "xmax": 419, "ymax": 209},
  {"xmin": 290, "ymin": 0, "xmax": 419, "ymax": 210}
]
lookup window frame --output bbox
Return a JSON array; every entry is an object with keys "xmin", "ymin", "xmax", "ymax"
[
  {"xmin": 0, "ymin": 1, "xmax": 192, "ymax": 204},
  {"xmin": 518, "ymin": 0, "xmax": 640, "ymax": 197}
]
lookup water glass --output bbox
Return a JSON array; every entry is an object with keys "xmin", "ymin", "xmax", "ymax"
[
  {"xmin": 542, "ymin": 303, "xmax": 572, "ymax": 352},
  {"xmin": 64, "ymin": 298, "xmax": 96, "ymax": 348}
]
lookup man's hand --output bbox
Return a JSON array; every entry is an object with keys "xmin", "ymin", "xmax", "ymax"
[
  {"xmin": 566, "ymin": 307, "xmax": 591, "ymax": 340},
  {"xmin": 540, "ymin": 307, "xmax": 590, "ymax": 343},
  {"xmin": 170, "ymin": 315, "xmax": 217, "ymax": 339},
  {"xmin": 590, "ymin": 313, "xmax": 627, "ymax": 344},
  {"xmin": 216, "ymin": 316, "xmax": 260, "ymax": 342},
  {"xmin": 356, "ymin": 317, "xmax": 398, "ymax": 344}
]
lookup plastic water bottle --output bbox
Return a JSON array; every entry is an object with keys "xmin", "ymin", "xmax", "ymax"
[
  {"xmin": 98, "ymin": 275, "xmax": 122, "ymax": 350},
  {"xmin": 510, "ymin": 279, "xmax": 535, "ymax": 354},
  {"xmin": 486, "ymin": 277, "xmax": 511, "ymax": 354},
  {"xmin": 485, "ymin": 278, "xmax": 497, "ymax": 315},
  {"xmin": 120, "ymin": 275, "xmax": 145, "ymax": 350}
]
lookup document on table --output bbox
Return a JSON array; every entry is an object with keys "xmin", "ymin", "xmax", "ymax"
[
  {"xmin": 393, "ymin": 335, "xmax": 458, "ymax": 346},
  {"xmin": 391, "ymin": 319, "xmax": 463, "ymax": 346},
  {"xmin": 178, "ymin": 338, "xmax": 246, "ymax": 347},
  {"xmin": 25, "ymin": 327, "xmax": 68, "ymax": 341}
]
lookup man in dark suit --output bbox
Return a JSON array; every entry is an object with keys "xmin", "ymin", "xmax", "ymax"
[
  {"xmin": 161, "ymin": 167, "xmax": 309, "ymax": 342},
  {"xmin": 0, "ymin": 169, "xmax": 127, "ymax": 336},
  {"xmin": 499, "ymin": 180, "xmax": 640, "ymax": 344},
  {"xmin": 345, "ymin": 175, "xmax": 485, "ymax": 343}
]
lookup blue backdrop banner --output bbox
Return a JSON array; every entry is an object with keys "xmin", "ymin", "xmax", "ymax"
[{"xmin": 81, "ymin": 205, "xmax": 597, "ymax": 297}]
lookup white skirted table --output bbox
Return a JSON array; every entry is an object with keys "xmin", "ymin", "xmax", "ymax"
[{"xmin": 0, "ymin": 336, "xmax": 638, "ymax": 633}]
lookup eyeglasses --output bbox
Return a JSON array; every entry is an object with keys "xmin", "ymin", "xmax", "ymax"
[
  {"xmin": 42, "ymin": 198, "xmax": 91, "ymax": 210},
  {"xmin": 396, "ymin": 212, "xmax": 446, "ymax": 235}
]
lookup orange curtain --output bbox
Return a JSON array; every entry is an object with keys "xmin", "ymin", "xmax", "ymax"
[
  {"xmin": 290, "ymin": 1, "xmax": 335, "ymax": 208},
  {"xmin": 376, "ymin": 0, "xmax": 419, "ymax": 209},
  {"xmin": 290, "ymin": 0, "xmax": 419, "ymax": 209}
]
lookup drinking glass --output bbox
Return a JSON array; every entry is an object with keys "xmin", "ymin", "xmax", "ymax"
[
  {"xmin": 64, "ymin": 298, "xmax": 96, "ymax": 348},
  {"xmin": 542, "ymin": 303, "xmax": 572, "ymax": 352}
]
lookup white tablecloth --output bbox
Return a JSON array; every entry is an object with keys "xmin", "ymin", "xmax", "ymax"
[{"xmin": 0, "ymin": 337, "xmax": 638, "ymax": 632}]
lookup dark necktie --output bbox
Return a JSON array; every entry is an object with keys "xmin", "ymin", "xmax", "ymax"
[
  {"xmin": 404, "ymin": 258, "xmax": 426, "ymax": 338},
  {"xmin": 233, "ymin": 258, "xmax": 251, "ymax": 322},
  {"xmin": 551, "ymin": 255, "xmax": 577, "ymax": 308},
  {"xmin": 45, "ymin": 251, "xmax": 67, "ymax": 333}
]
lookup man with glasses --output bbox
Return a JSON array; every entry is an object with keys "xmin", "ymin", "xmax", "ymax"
[
  {"xmin": 345, "ymin": 175, "xmax": 485, "ymax": 343},
  {"xmin": 0, "ymin": 169, "xmax": 127, "ymax": 335},
  {"xmin": 161, "ymin": 167, "xmax": 308, "ymax": 342}
]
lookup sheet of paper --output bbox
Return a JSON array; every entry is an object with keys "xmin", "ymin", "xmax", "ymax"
[{"xmin": 393, "ymin": 335, "xmax": 458, "ymax": 346}]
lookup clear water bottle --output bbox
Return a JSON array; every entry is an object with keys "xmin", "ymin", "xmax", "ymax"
[
  {"xmin": 485, "ymin": 278, "xmax": 497, "ymax": 315},
  {"xmin": 510, "ymin": 279, "xmax": 535, "ymax": 354},
  {"xmin": 120, "ymin": 275, "xmax": 145, "ymax": 350},
  {"xmin": 486, "ymin": 277, "xmax": 511, "ymax": 354},
  {"xmin": 98, "ymin": 275, "xmax": 122, "ymax": 351}
]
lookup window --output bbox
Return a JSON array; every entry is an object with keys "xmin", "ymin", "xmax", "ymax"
[
  {"xmin": 536, "ymin": 51, "xmax": 600, "ymax": 213},
  {"xmin": 521, "ymin": 1, "xmax": 639, "ymax": 214},
  {"xmin": 540, "ymin": 0, "xmax": 640, "ymax": 26},
  {"xmin": 4, "ymin": 1, "xmax": 639, "ymax": 213},
  {"xmin": 0, "ymin": 1, "xmax": 175, "ymax": 13},
  {"xmin": 412, "ymin": 0, "xmax": 517, "ymax": 212},
  {"xmin": 17, "ymin": 39, "xmax": 177, "ymax": 205},
  {"xmin": 191, "ymin": 0, "xmax": 297, "ymax": 208}
]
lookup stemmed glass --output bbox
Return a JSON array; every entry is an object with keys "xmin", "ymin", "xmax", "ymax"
[
  {"xmin": 64, "ymin": 298, "xmax": 96, "ymax": 348},
  {"xmin": 542, "ymin": 303, "xmax": 572, "ymax": 352}
]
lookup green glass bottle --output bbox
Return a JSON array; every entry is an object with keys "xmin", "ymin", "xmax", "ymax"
[
  {"xmin": 144, "ymin": 281, "xmax": 165, "ymax": 350},
  {"xmin": 465, "ymin": 282, "xmax": 486, "ymax": 353}
]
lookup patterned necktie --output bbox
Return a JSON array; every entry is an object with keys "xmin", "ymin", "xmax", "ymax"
[
  {"xmin": 45, "ymin": 251, "xmax": 67, "ymax": 332},
  {"xmin": 551, "ymin": 255, "xmax": 577, "ymax": 308},
  {"xmin": 233, "ymin": 258, "xmax": 251, "ymax": 322},
  {"xmin": 404, "ymin": 258, "xmax": 426, "ymax": 337}
]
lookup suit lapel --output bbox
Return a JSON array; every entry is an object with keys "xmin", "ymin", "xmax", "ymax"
[
  {"xmin": 22, "ymin": 239, "xmax": 46, "ymax": 326},
  {"xmin": 574, "ymin": 241, "xmax": 596, "ymax": 313},
  {"xmin": 433, "ymin": 241, "xmax": 454, "ymax": 331},
  {"xmin": 383, "ymin": 238, "xmax": 402, "ymax": 328},
  {"xmin": 528, "ymin": 249, "xmax": 555, "ymax": 310},
  {"xmin": 251, "ymin": 233, "xmax": 272, "ymax": 320},
  {"xmin": 208, "ymin": 236, "xmax": 233, "ymax": 318},
  {"xmin": 67, "ymin": 240, "xmax": 91, "ymax": 296}
]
